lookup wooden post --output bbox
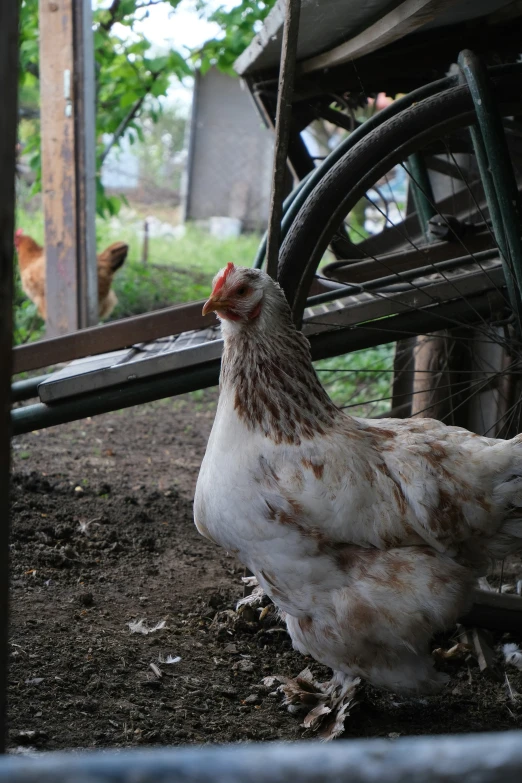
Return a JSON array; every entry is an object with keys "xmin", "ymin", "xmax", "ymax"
[
  {"xmin": 39, "ymin": 0, "xmax": 97, "ymax": 336},
  {"xmin": 391, "ymin": 337, "xmax": 415, "ymax": 417},
  {"xmin": 142, "ymin": 219, "xmax": 149, "ymax": 265},
  {"xmin": 410, "ymin": 333, "xmax": 451, "ymax": 420},
  {"xmin": 0, "ymin": 1, "xmax": 19, "ymax": 752},
  {"xmin": 73, "ymin": 0, "xmax": 98, "ymax": 328}
]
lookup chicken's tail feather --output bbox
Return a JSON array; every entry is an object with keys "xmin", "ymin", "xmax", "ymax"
[{"xmin": 98, "ymin": 241, "xmax": 128, "ymax": 272}]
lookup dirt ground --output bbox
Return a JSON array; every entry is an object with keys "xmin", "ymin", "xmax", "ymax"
[{"xmin": 8, "ymin": 391, "xmax": 522, "ymax": 752}]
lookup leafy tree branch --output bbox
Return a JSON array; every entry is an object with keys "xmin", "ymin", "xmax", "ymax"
[
  {"xmin": 100, "ymin": 70, "xmax": 162, "ymax": 164},
  {"xmin": 18, "ymin": 0, "xmax": 277, "ymax": 215}
]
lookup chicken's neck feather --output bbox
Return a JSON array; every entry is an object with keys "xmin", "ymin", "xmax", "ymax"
[{"xmin": 219, "ymin": 286, "xmax": 341, "ymax": 445}]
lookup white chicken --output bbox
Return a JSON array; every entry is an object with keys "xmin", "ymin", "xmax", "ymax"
[{"xmin": 194, "ymin": 262, "xmax": 522, "ymax": 737}]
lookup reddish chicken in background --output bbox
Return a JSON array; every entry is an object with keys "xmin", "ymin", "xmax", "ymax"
[{"xmin": 14, "ymin": 229, "xmax": 128, "ymax": 321}]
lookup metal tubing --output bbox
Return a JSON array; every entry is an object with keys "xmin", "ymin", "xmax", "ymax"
[
  {"xmin": 458, "ymin": 51, "xmax": 522, "ymax": 312},
  {"xmin": 265, "ymin": 0, "xmax": 301, "ymax": 279},
  {"xmin": 406, "ymin": 152, "xmax": 436, "ymax": 239},
  {"xmin": 307, "ymin": 248, "xmax": 500, "ymax": 307},
  {"xmin": 2, "ymin": 731, "xmax": 522, "ymax": 782},
  {"xmin": 11, "ymin": 375, "xmax": 50, "ymax": 403},
  {"xmin": 11, "ymin": 362, "xmax": 221, "ymax": 436},
  {"xmin": 466, "ymin": 121, "xmax": 522, "ymax": 328}
]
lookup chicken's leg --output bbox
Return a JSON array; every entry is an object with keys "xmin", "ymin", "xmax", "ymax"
[{"xmin": 264, "ymin": 668, "xmax": 360, "ymax": 740}]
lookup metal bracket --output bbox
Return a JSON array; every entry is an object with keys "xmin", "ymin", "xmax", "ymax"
[
  {"xmin": 406, "ymin": 152, "xmax": 436, "ymax": 241},
  {"xmin": 458, "ymin": 49, "xmax": 522, "ymax": 334}
]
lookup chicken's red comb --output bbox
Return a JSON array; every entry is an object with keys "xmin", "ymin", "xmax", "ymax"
[
  {"xmin": 213, "ymin": 262, "xmax": 235, "ymax": 294},
  {"xmin": 15, "ymin": 228, "xmax": 23, "ymax": 238}
]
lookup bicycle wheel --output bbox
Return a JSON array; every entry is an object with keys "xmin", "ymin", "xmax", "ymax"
[
  {"xmin": 278, "ymin": 70, "xmax": 522, "ymax": 439},
  {"xmin": 279, "ymin": 71, "xmax": 522, "ymax": 320}
]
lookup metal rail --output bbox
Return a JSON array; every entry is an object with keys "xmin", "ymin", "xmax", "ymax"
[
  {"xmin": 323, "ymin": 236, "xmax": 496, "ymax": 284},
  {"xmin": 307, "ymin": 249, "xmax": 500, "ymax": 307},
  {"xmin": 458, "ymin": 50, "xmax": 522, "ymax": 330},
  {"xmin": 2, "ymin": 733, "xmax": 522, "ymax": 781},
  {"xmin": 11, "ymin": 376, "xmax": 51, "ymax": 403}
]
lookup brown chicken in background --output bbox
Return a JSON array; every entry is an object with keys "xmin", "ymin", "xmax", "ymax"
[{"xmin": 14, "ymin": 229, "xmax": 128, "ymax": 321}]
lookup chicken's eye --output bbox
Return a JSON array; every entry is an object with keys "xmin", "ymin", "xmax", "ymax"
[{"xmin": 236, "ymin": 285, "xmax": 248, "ymax": 296}]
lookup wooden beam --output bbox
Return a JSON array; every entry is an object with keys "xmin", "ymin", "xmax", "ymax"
[
  {"xmin": 13, "ymin": 300, "xmax": 215, "ymax": 374},
  {"xmin": 300, "ymin": 0, "xmax": 457, "ymax": 74},
  {"xmin": 461, "ymin": 588, "xmax": 522, "ymax": 632},
  {"xmin": 11, "ymin": 291, "xmax": 504, "ymax": 437},
  {"xmin": 0, "ymin": 1, "xmax": 19, "ymax": 753},
  {"xmin": 39, "ymin": 0, "xmax": 79, "ymax": 335},
  {"xmin": 39, "ymin": 0, "xmax": 97, "ymax": 336},
  {"xmin": 391, "ymin": 338, "xmax": 415, "ymax": 418}
]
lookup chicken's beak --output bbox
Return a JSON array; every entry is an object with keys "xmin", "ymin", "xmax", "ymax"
[{"xmin": 202, "ymin": 296, "xmax": 231, "ymax": 316}]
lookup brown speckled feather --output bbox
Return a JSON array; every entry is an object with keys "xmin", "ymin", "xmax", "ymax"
[{"xmin": 195, "ymin": 265, "xmax": 522, "ymax": 704}]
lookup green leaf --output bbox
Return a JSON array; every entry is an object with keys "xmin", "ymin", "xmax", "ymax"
[{"xmin": 119, "ymin": 91, "xmax": 141, "ymax": 109}]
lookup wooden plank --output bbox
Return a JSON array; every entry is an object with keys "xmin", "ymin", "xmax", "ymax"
[
  {"xmin": 410, "ymin": 333, "xmax": 451, "ymax": 419},
  {"xmin": 461, "ymin": 589, "xmax": 522, "ymax": 632},
  {"xmin": 39, "ymin": 0, "xmax": 79, "ymax": 335},
  {"xmin": 234, "ymin": 0, "xmax": 286, "ymax": 77},
  {"xmin": 0, "ymin": 0, "xmax": 19, "ymax": 752},
  {"xmin": 300, "ymin": 0, "xmax": 457, "ymax": 74},
  {"xmin": 13, "ymin": 300, "xmax": 215, "ymax": 374},
  {"xmin": 73, "ymin": 0, "xmax": 98, "ymax": 327}
]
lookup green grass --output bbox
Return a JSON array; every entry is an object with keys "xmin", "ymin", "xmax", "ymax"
[
  {"xmin": 13, "ymin": 206, "xmax": 262, "ymax": 340},
  {"xmin": 314, "ymin": 344, "xmax": 395, "ymax": 414},
  {"xmin": 108, "ymin": 224, "xmax": 262, "ymax": 317}
]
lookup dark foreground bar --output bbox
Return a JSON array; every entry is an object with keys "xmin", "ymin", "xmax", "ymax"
[{"xmin": 1, "ymin": 733, "xmax": 522, "ymax": 783}]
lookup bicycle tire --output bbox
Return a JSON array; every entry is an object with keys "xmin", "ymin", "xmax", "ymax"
[{"xmin": 278, "ymin": 71, "xmax": 522, "ymax": 326}]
